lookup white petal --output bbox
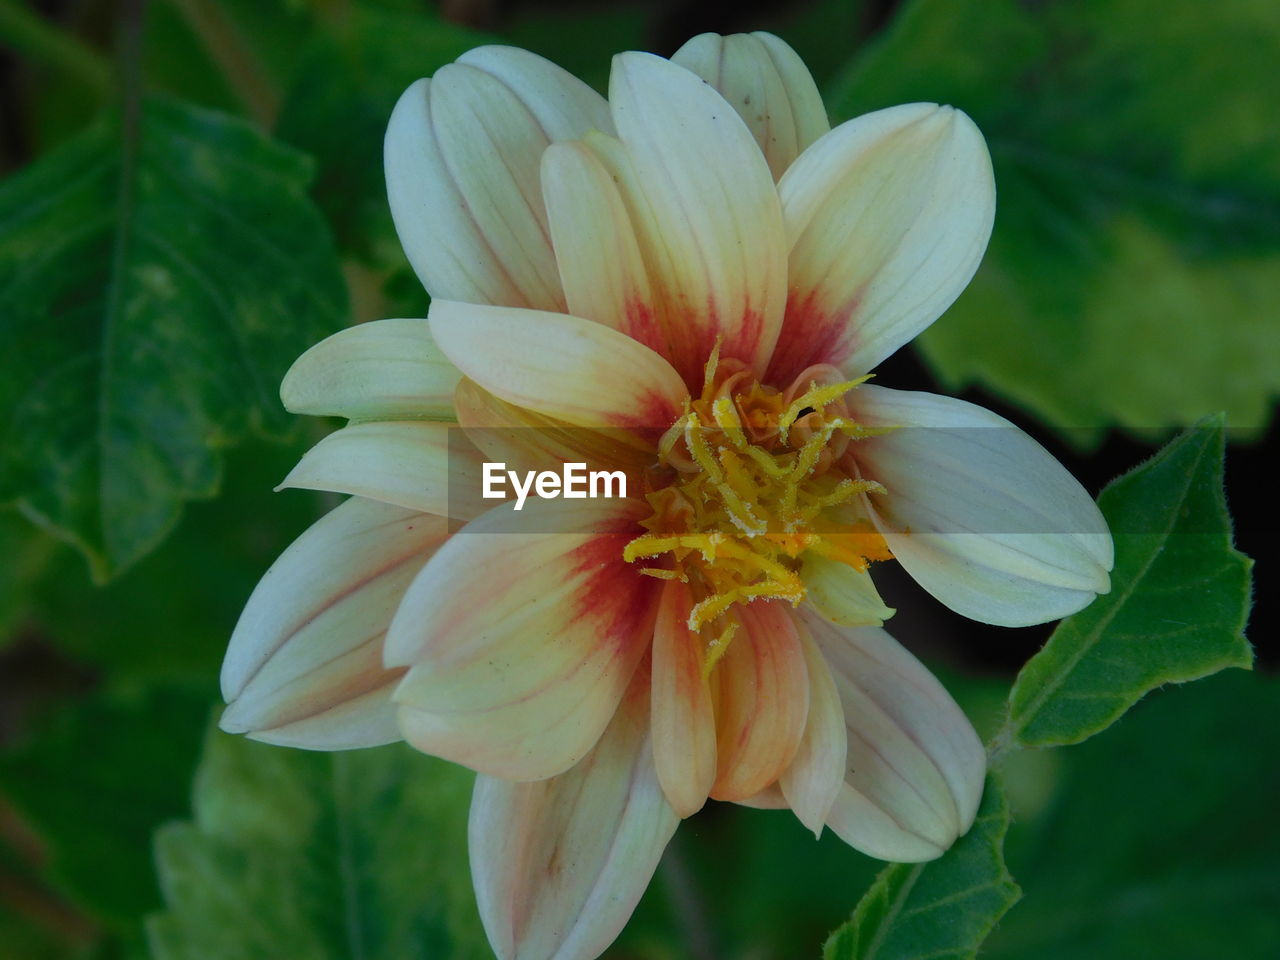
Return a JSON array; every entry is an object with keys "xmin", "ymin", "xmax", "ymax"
[
  {"xmin": 243, "ymin": 682, "xmax": 402, "ymax": 750},
  {"xmin": 278, "ymin": 420, "xmax": 489, "ymax": 520},
  {"xmin": 453, "ymin": 378, "xmax": 651, "ymax": 482},
  {"xmin": 540, "ymin": 140, "xmax": 666, "ymax": 356},
  {"xmin": 429, "ymin": 299, "xmax": 688, "ymax": 432},
  {"xmin": 778, "ymin": 631, "xmax": 847, "ymax": 836},
  {"xmin": 220, "ymin": 498, "xmax": 447, "ymax": 750},
  {"xmin": 853, "ymin": 384, "xmax": 1114, "ymax": 627},
  {"xmin": 733, "ymin": 784, "xmax": 788, "ymax": 810},
  {"xmin": 385, "ymin": 49, "xmax": 610, "ymax": 309},
  {"xmin": 672, "ymin": 32, "xmax": 829, "ymax": 180},
  {"xmin": 804, "ymin": 611, "xmax": 987, "ymax": 862},
  {"xmin": 608, "ymin": 52, "xmax": 787, "ymax": 380},
  {"xmin": 456, "ymin": 46, "xmax": 614, "ymax": 140},
  {"xmin": 387, "ymin": 498, "xmax": 659, "ymax": 781},
  {"xmin": 469, "ymin": 687, "xmax": 677, "ymax": 960},
  {"xmin": 771, "ymin": 104, "xmax": 994, "ymax": 383},
  {"xmin": 280, "ymin": 318, "xmax": 460, "ymax": 422}
]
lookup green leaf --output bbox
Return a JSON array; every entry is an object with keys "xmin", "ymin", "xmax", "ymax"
[
  {"xmin": 828, "ymin": 0, "xmax": 1280, "ymax": 441},
  {"xmin": 823, "ymin": 776, "xmax": 1021, "ymax": 960},
  {"xmin": 148, "ymin": 729, "xmax": 488, "ymax": 960},
  {"xmin": 0, "ymin": 97, "xmax": 347, "ymax": 581},
  {"xmin": 998, "ymin": 418, "xmax": 1252, "ymax": 749},
  {"xmin": 0, "ymin": 686, "xmax": 210, "ymax": 925},
  {"xmin": 21, "ymin": 436, "xmax": 324, "ymax": 686},
  {"xmin": 989, "ymin": 670, "xmax": 1280, "ymax": 960}
]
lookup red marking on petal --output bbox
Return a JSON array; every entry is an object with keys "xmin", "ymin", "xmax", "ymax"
[
  {"xmin": 766, "ymin": 288, "xmax": 858, "ymax": 386},
  {"xmin": 722, "ymin": 305, "xmax": 764, "ymax": 370},
  {"xmin": 604, "ymin": 391, "xmax": 681, "ymax": 436},
  {"xmin": 623, "ymin": 295, "xmax": 666, "ymax": 357},
  {"xmin": 568, "ymin": 517, "xmax": 663, "ymax": 648}
]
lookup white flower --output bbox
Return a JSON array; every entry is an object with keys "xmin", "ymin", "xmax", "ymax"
[{"xmin": 221, "ymin": 32, "xmax": 1113, "ymax": 960}]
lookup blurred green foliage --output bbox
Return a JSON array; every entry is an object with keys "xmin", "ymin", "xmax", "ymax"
[
  {"xmin": 830, "ymin": 0, "xmax": 1280, "ymax": 443},
  {"xmin": 0, "ymin": 1, "xmax": 1269, "ymax": 958},
  {"xmin": 0, "ymin": 688, "xmax": 209, "ymax": 925},
  {"xmin": 990, "ymin": 670, "xmax": 1280, "ymax": 959},
  {"xmin": 148, "ymin": 730, "xmax": 486, "ymax": 959}
]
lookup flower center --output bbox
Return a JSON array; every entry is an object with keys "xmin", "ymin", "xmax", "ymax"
[{"xmin": 623, "ymin": 347, "xmax": 893, "ymax": 671}]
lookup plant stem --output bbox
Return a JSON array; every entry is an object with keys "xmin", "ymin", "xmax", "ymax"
[
  {"xmin": 165, "ymin": 0, "xmax": 279, "ymax": 128},
  {"xmin": 0, "ymin": 0, "xmax": 112, "ymax": 99}
]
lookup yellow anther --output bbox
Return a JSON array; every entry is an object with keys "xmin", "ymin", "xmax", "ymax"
[
  {"xmin": 623, "ymin": 534, "xmax": 687, "ymax": 562},
  {"xmin": 637, "ymin": 567, "xmax": 686, "ymax": 581},
  {"xmin": 741, "ymin": 443, "xmax": 795, "ymax": 479},
  {"xmin": 701, "ymin": 620, "xmax": 737, "ymax": 678},
  {"xmin": 716, "ymin": 481, "xmax": 767, "ymax": 536},
  {"xmin": 627, "ymin": 357, "xmax": 893, "ymax": 676},
  {"xmin": 685, "ymin": 417, "xmax": 724, "ymax": 483},
  {"xmin": 701, "ymin": 337, "xmax": 723, "ymax": 400},
  {"xmin": 712, "ymin": 395, "xmax": 746, "ymax": 443},
  {"xmin": 778, "ymin": 375, "xmax": 872, "ymax": 443}
]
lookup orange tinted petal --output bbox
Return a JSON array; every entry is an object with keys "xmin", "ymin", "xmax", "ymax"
[{"xmin": 710, "ymin": 601, "xmax": 809, "ymax": 801}]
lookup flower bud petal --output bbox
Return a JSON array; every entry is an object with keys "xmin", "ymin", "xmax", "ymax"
[
  {"xmin": 801, "ymin": 555, "xmax": 895, "ymax": 626},
  {"xmin": 672, "ymin": 31, "xmax": 829, "ymax": 180}
]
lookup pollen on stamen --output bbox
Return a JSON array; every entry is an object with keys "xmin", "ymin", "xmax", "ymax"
[{"xmin": 624, "ymin": 353, "xmax": 895, "ymax": 666}]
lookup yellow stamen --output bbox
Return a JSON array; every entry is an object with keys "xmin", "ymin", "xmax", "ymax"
[
  {"xmin": 627, "ymin": 358, "xmax": 894, "ymax": 669},
  {"xmin": 778, "ymin": 375, "xmax": 872, "ymax": 443}
]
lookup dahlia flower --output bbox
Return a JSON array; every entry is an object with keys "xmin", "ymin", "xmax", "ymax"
[{"xmin": 220, "ymin": 31, "xmax": 1113, "ymax": 959}]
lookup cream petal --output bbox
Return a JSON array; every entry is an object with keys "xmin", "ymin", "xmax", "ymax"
[
  {"xmin": 770, "ymin": 103, "xmax": 995, "ymax": 383},
  {"xmin": 671, "ymin": 32, "xmax": 829, "ymax": 181},
  {"xmin": 650, "ymin": 581, "xmax": 717, "ymax": 817},
  {"xmin": 242, "ymin": 681, "xmax": 402, "ymax": 751},
  {"xmin": 280, "ymin": 318, "xmax": 460, "ymax": 422},
  {"xmin": 278, "ymin": 420, "xmax": 489, "ymax": 521},
  {"xmin": 387, "ymin": 498, "xmax": 660, "ymax": 781},
  {"xmin": 710, "ymin": 601, "xmax": 809, "ymax": 802},
  {"xmin": 853, "ymin": 384, "xmax": 1114, "ymax": 627},
  {"xmin": 803, "ymin": 610, "xmax": 987, "ymax": 862},
  {"xmin": 469, "ymin": 684, "xmax": 677, "ymax": 960},
  {"xmin": 385, "ymin": 48, "xmax": 610, "ymax": 309},
  {"xmin": 800, "ymin": 555, "xmax": 895, "ymax": 626},
  {"xmin": 456, "ymin": 45, "xmax": 614, "ymax": 140},
  {"xmin": 429, "ymin": 299, "xmax": 688, "ymax": 432},
  {"xmin": 607, "ymin": 52, "xmax": 787, "ymax": 381},
  {"xmin": 454, "ymin": 378, "xmax": 650, "ymax": 482},
  {"xmin": 220, "ymin": 498, "xmax": 448, "ymax": 750},
  {"xmin": 540, "ymin": 141, "xmax": 667, "ymax": 357},
  {"xmin": 778, "ymin": 630, "xmax": 847, "ymax": 836},
  {"xmin": 733, "ymin": 783, "xmax": 789, "ymax": 810}
]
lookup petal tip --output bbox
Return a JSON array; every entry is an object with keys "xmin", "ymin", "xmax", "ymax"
[{"xmin": 218, "ymin": 701, "xmax": 249, "ymax": 734}]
